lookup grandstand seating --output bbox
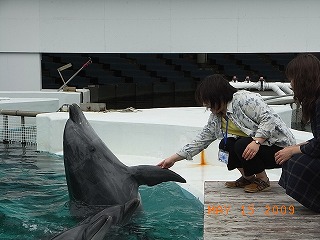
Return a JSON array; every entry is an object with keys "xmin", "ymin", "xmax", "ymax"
[{"xmin": 41, "ymin": 53, "xmax": 293, "ymax": 109}]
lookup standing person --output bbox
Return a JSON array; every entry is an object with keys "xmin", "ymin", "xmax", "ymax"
[
  {"xmin": 275, "ymin": 53, "xmax": 320, "ymax": 212},
  {"xmin": 157, "ymin": 74, "xmax": 296, "ymax": 193}
]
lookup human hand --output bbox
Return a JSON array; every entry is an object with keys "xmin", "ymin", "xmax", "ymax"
[
  {"xmin": 242, "ymin": 141, "xmax": 260, "ymax": 160},
  {"xmin": 275, "ymin": 147, "xmax": 294, "ymax": 165},
  {"xmin": 157, "ymin": 154, "xmax": 183, "ymax": 169},
  {"xmin": 157, "ymin": 158, "xmax": 176, "ymax": 169}
]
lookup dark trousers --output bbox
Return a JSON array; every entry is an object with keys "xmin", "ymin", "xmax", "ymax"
[{"xmin": 219, "ymin": 137, "xmax": 282, "ymax": 176}]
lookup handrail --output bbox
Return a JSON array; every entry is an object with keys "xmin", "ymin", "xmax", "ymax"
[
  {"xmin": 0, "ymin": 109, "xmax": 41, "ymax": 144},
  {"xmin": 0, "ymin": 110, "xmax": 47, "ymax": 117}
]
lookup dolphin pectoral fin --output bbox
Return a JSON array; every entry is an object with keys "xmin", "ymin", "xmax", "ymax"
[
  {"xmin": 130, "ymin": 165, "xmax": 186, "ymax": 186},
  {"xmin": 89, "ymin": 216, "xmax": 113, "ymax": 240}
]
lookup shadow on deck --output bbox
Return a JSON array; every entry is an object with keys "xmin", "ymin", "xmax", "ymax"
[{"xmin": 204, "ymin": 181, "xmax": 320, "ymax": 240}]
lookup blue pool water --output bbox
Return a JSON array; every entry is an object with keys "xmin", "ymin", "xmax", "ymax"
[{"xmin": 0, "ymin": 143, "xmax": 203, "ymax": 240}]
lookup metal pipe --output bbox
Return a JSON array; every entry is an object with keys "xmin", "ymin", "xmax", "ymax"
[{"xmin": 58, "ymin": 58, "xmax": 92, "ymax": 91}]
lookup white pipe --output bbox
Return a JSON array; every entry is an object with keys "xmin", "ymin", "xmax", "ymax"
[
  {"xmin": 229, "ymin": 82, "xmax": 287, "ymax": 96},
  {"xmin": 264, "ymin": 96, "xmax": 294, "ymax": 105},
  {"xmin": 274, "ymin": 82, "xmax": 293, "ymax": 95},
  {"xmin": 229, "ymin": 82, "xmax": 260, "ymax": 89},
  {"xmin": 263, "ymin": 83, "xmax": 287, "ymax": 96}
]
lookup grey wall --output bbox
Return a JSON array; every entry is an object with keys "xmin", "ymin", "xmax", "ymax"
[
  {"xmin": 0, "ymin": 53, "xmax": 41, "ymax": 90},
  {"xmin": 1, "ymin": 0, "xmax": 320, "ymax": 90}
]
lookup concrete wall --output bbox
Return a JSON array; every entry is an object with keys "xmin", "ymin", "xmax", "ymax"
[
  {"xmin": 1, "ymin": 0, "xmax": 320, "ymax": 53},
  {"xmin": 0, "ymin": 53, "xmax": 41, "ymax": 90},
  {"xmin": 1, "ymin": 0, "xmax": 320, "ymax": 90}
]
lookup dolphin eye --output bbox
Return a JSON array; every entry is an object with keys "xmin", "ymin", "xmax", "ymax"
[{"xmin": 89, "ymin": 146, "xmax": 95, "ymax": 152}]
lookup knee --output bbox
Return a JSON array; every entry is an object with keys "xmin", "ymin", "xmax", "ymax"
[{"xmin": 234, "ymin": 137, "xmax": 252, "ymax": 155}]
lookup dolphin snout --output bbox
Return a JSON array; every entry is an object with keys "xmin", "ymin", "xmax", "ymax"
[{"xmin": 68, "ymin": 103, "xmax": 86, "ymax": 124}]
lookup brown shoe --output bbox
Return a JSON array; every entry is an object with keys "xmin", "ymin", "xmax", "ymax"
[
  {"xmin": 225, "ymin": 176, "xmax": 255, "ymax": 188},
  {"xmin": 244, "ymin": 178, "xmax": 270, "ymax": 193}
]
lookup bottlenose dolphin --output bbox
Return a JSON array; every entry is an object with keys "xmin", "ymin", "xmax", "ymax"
[
  {"xmin": 62, "ymin": 103, "xmax": 186, "ymax": 228},
  {"xmin": 51, "ymin": 198, "xmax": 140, "ymax": 240}
]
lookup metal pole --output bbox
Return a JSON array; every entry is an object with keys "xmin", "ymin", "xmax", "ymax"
[
  {"xmin": 21, "ymin": 116, "xmax": 26, "ymax": 144},
  {"xmin": 3, "ymin": 115, "xmax": 9, "ymax": 143},
  {"xmin": 58, "ymin": 58, "xmax": 92, "ymax": 91}
]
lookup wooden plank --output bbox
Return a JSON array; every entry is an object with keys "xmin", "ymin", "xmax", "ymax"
[{"xmin": 204, "ymin": 181, "xmax": 320, "ymax": 240}]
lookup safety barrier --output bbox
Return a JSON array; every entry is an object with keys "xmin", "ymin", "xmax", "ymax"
[{"xmin": 0, "ymin": 110, "xmax": 43, "ymax": 144}]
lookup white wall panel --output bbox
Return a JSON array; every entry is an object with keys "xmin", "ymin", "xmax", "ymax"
[
  {"xmin": 0, "ymin": 53, "xmax": 41, "ymax": 90},
  {"xmin": 39, "ymin": 0, "xmax": 105, "ymax": 20},
  {"xmin": 0, "ymin": 19, "xmax": 40, "ymax": 52},
  {"xmin": 1, "ymin": 0, "xmax": 320, "ymax": 53},
  {"xmin": 38, "ymin": 0, "xmax": 105, "ymax": 52},
  {"xmin": 104, "ymin": 0, "xmax": 171, "ymax": 52},
  {"xmin": 40, "ymin": 19, "xmax": 106, "ymax": 52},
  {"xmin": 171, "ymin": 18, "xmax": 238, "ymax": 53},
  {"xmin": 105, "ymin": 0, "xmax": 170, "ymax": 19},
  {"xmin": 237, "ymin": 18, "xmax": 308, "ymax": 53},
  {"xmin": 0, "ymin": 0, "xmax": 39, "ymax": 52},
  {"xmin": 171, "ymin": 0, "xmax": 239, "ymax": 19},
  {"xmin": 1, "ymin": 0, "xmax": 320, "ymax": 90},
  {"xmin": 105, "ymin": 19, "xmax": 171, "ymax": 52}
]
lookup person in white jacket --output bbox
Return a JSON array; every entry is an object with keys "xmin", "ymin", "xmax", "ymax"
[{"xmin": 158, "ymin": 74, "xmax": 296, "ymax": 193}]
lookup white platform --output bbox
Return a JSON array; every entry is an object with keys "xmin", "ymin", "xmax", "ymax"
[
  {"xmin": 0, "ymin": 89, "xmax": 90, "ymax": 111},
  {"xmin": 36, "ymin": 106, "xmax": 313, "ymax": 203}
]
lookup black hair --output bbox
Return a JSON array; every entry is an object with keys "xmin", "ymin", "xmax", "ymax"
[
  {"xmin": 195, "ymin": 74, "xmax": 237, "ymax": 109},
  {"xmin": 286, "ymin": 53, "xmax": 320, "ymax": 122}
]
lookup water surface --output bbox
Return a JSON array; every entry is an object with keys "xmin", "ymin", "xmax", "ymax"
[{"xmin": 0, "ymin": 143, "xmax": 203, "ymax": 239}]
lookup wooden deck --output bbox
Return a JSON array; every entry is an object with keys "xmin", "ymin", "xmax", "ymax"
[{"xmin": 204, "ymin": 181, "xmax": 320, "ymax": 240}]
